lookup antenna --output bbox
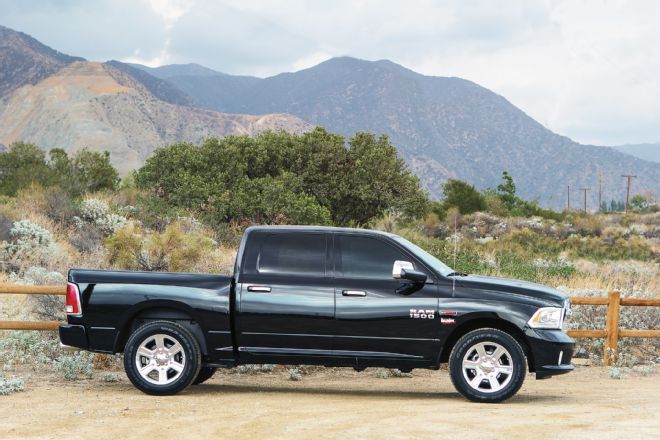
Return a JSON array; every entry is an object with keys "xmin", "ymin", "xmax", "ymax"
[{"xmin": 452, "ymin": 214, "xmax": 457, "ymax": 296}]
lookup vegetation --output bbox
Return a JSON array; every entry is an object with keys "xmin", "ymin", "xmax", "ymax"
[
  {"xmin": 0, "ymin": 142, "xmax": 119, "ymax": 197},
  {"xmin": 0, "ymin": 130, "xmax": 658, "ymax": 370},
  {"xmin": 134, "ymin": 128, "xmax": 428, "ymax": 226}
]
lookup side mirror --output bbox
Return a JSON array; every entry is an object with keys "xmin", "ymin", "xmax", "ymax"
[
  {"xmin": 392, "ymin": 260, "xmax": 414, "ymax": 279},
  {"xmin": 400, "ymin": 268, "xmax": 427, "ymax": 284}
]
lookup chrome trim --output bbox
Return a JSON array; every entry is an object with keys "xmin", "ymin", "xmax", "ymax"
[
  {"xmin": 247, "ymin": 285, "xmax": 271, "ymax": 293},
  {"xmin": 342, "ymin": 290, "xmax": 367, "ymax": 297},
  {"xmin": 558, "ymin": 350, "xmax": 564, "ymax": 365}
]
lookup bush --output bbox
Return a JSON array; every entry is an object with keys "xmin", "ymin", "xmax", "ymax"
[
  {"xmin": 134, "ymin": 129, "xmax": 428, "ymax": 226},
  {"xmin": 441, "ymin": 179, "xmax": 486, "ymax": 214},
  {"xmin": 0, "ymin": 374, "xmax": 25, "ymax": 395},
  {"xmin": 2, "ymin": 220, "xmax": 55, "ymax": 271},
  {"xmin": 105, "ymin": 222, "xmax": 215, "ymax": 272},
  {"xmin": 54, "ymin": 351, "xmax": 94, "ymax": 380}
]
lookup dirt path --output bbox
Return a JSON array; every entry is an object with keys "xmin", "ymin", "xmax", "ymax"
[{"xmin": 1, "ymin": 366, "xmax": 658, "ymax": 440}]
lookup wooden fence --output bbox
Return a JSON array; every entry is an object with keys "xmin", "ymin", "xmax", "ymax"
[
  {"xmin": 1, "ymin": 285, "xmax": 658, "ymax": 366},
  {"xmin": 567, "ymin": 291, "xmax": 660, "ymax": 366}
]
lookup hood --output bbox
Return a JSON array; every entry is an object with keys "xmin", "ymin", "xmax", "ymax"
[{"xmin": 456, "ymin": 274, "xmax": 568, "ymax": 307}]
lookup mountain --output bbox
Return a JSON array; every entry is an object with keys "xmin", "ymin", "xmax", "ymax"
[
  {"xmin": 611, "ymin": 143, "xmax": 660, "ymax": 164},
  {"xmin": 140, "ymin": 56, "xmax": 660, "ymax": 207},
  {"xmin": 0, "ymin": 27, "xmax": 310, "ymax": 174},
  {"xmin": 0, "ymin": 25, "xmax": 84, "ymax": 97}
]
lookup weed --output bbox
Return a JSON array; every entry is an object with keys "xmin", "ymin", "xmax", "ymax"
[{"xmin": 0, "ymin": 374, "xmax": 25, "ymax": 395}]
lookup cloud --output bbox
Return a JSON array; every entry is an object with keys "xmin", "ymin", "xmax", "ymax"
[{"xmin": 1, "ymin": 0, "xmax": 658, "ymax": 145}]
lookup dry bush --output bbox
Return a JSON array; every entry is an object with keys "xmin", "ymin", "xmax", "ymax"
[{"xmin": 105, "ymin": 222, "xmax": 215, "ymax": 272}]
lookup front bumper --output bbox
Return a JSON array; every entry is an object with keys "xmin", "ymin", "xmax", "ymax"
[
  {"xmin": 525, "ymin": 328, "xmax": 575, "ymax": 379},
  {"xmin": 59, "ymin": 324, "xmax": 88, "ymax": 350}
]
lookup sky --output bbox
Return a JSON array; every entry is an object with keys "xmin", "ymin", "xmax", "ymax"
[{"xmin": 2, "ymin": 0, "xmax": 659, "ymax": 146}]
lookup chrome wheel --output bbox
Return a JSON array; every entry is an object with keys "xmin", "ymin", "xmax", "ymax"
[
  {"xmin": 461, "ymin": 341, "xmax": 514, "ymax": 393},
  {"xmin": 135, "ymin": 333, "xmax": 186, "ymax": 385}
]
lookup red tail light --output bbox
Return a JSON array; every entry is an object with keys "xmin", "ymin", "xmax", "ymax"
[{"xmin": 65, "ymin": 282, "xmax": 82, "ymax": 316}]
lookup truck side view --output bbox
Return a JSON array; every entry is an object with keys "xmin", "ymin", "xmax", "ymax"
[{"xmin": 60, "ymin": 226, "xmax": 574, "ymax": 403}]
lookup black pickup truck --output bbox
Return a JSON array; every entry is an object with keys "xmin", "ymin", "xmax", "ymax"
[{"xmin": 60, "ymin": 225, "xmax": 574, "ymax": 402}]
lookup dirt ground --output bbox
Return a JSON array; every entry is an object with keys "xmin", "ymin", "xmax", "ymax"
[{"xmin": 1, "ymin": 366, "xmax": 658, "ymax": 440}]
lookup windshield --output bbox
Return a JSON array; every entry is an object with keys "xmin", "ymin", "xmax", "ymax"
[{"xmin": 391, "ymin": 235, "xmax": 454, "ymax": 277}]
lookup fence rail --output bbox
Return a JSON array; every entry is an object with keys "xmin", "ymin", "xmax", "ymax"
[{"xmin": 1, "ymin": 285, "xmax": 658, "ymax": 366}]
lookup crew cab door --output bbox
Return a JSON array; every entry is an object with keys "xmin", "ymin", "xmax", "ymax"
[
  {"xmin": 333, "ymin": 233, "xmax": 441, "ymax": 363},
  {"xmin": 234, "ymin": 231, "xmax": 335, "ymax": 360}
]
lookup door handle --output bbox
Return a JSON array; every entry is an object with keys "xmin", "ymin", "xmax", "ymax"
[
  {"xmin": 247, "ymin": 285, "xmax": 271, "ymax": 293},
  {"xmin": 342, "ymin": 290, "xmax": 367, "ymax": 297}
]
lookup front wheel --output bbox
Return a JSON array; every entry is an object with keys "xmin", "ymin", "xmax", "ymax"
[
  {"xmin": 449, "ymin": 328, "xmax": 527, "ymax": 403},
  {"xmin": 124, "ymin": 321, "xmax": 201, "ymax": 395}
]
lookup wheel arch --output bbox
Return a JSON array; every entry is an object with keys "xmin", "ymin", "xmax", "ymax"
[
  {"xmin": 439, "ymin": 317, "xmax": 536, "ymax": 372},
  {"xmin": 113, "ymin": 301, "xmax": 209, "ymax": 356}
]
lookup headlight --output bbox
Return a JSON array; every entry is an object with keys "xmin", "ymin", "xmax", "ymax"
[{"xmin": 528, "ymin": 307, "xmax": 564, "ymax": 329}]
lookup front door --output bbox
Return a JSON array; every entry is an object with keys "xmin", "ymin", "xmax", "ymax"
[
  {"xmin": 333, "ymin": 233, "xmax": 441, "ymax": 364},
  {"xmin": 235, "ymin": 231, "xmax": 335, "ymax": 359}
]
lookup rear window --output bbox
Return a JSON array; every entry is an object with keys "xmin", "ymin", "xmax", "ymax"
[{"xmin": 258, "ymin": 233, "xmax": 326, "ymax": 276}]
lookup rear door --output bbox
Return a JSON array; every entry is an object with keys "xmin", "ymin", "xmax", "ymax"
[
  {"xmin": 333, "ymin": 233, "xmax": 441, "ymax": 363},
  {"xmin": 235, "ymin": 231, "xmax": 335, "ymax": 359}
]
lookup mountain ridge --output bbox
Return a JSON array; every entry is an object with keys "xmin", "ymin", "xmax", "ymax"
[
  {"xmin": 139, "ymin": 55, "xmax": 659, "ymax": 207},
  {"xmin": 0, "ymin": 26, "xmax": 311, "ymax": 174}
]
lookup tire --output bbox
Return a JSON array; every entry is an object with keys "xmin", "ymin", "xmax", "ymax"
[
  {"xmin": 449, "ymin": 328, "xmax": 527, "ymax": 403},
  {"xmin": 124, "ymin": 320, "xmax": 202, "ymax": 396},
  {"xmin": 192, "ymin": 367, "xmax": 217, "ymax": 385}
]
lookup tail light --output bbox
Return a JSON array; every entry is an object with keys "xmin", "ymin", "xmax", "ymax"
[{"xmin": 65, "ymin": 282, "xmax": 82, "ymax": 316}]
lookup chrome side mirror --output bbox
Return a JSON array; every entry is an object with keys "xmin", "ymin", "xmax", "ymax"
[{"xmin": 392, "ymin": 260, "xmax": 414, "ymax": 279}]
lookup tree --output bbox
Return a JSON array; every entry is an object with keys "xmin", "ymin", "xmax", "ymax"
[
  {"xmin": 441, "ymin": 179, "xmax": 486, "ymax": 214},
  {"xmin": 134, "ymin": 128, "xmax": 429, "ymax": 226},
  {"xmin": 0, "ymin": 143, "xmax": 119, "ymax": 197},
  {"xmin": 496, "ymin": 171, "xmax": 517, "ymax": 211},
  {"xmin": 0, "ymin": 142, "xmax": 52, "ymax": 196},
  {"xmin": 630, "ymin": 194, "xmax": 648, "ymax": 212}
]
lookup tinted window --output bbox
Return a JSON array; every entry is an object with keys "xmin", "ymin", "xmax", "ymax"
[
  {"xmin": 258, "ymin": 233, "xmax": 326, "ymax": 275},
  {"xmin": 336, "ymin": 235, "xmax": 411, "ymax": 279}
]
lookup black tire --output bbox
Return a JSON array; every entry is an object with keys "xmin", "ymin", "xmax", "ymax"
[
  {"xmin": 124, "ymin": 320, "xmax": 201, "ymax": 396},
  {"xmin": 449, "ymin": 328, "xmax": 527, "ymax": 403},
  {"xmin": 192, "ymin": 367, "xmax": 217, "ymax": 385}
]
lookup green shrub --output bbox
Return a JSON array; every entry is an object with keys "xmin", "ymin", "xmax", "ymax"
[
  {"xmin": 0, "ymin": 374, "xmax": 25, "ymax": 395},
  {"xmin": 54, "ymin": 351, "xmax": 94, "ymax": 380}
]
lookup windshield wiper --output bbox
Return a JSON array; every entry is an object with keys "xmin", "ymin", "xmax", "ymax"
[{"xmin": 447, "ymin": 272, "xmax": 469, "ymax": 277}]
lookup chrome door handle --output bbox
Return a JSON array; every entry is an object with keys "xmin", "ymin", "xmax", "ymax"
[
  {"xmin": 342, "ymin": 290, "xmax": 367, "ymax": 297},
  {"xmin": 247, "ymin": 285, "xmax": 271, "ymax": 293}
]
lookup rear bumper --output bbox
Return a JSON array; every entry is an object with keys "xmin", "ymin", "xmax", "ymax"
[
  {"xmin": 525, "ymin": 328, "xmax": 575, "ymax": 379},
  {"xmin": 59, "ymin": 324, "xmax": 88, "ymax": 350}
]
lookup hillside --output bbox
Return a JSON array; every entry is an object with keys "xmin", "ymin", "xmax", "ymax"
[
  {"xmin": 0, "ymin": 25, "xmax": 83, "ymax": 97},
  {"xmin": 134, "ymin": 57, "xmax": 660, "ymax": 207},
  {"xmin": 612, "ymin": 143, "xmax": 660, "ymax": 164},
  {"xmin": 0, "ymin": 27, "xmax": 311, "ymax": 174}
]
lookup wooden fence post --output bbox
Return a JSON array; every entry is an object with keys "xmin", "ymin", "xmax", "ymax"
[{"xmin": 604, "ymin": 291, "xmax": 620, "ymax": 366}]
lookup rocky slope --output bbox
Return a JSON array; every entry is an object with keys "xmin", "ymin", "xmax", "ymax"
[{"xmin": 0, "ymin": 27, "xmax": 310, "ymax": 174}]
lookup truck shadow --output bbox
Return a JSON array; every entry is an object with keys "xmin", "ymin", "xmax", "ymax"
[{"xmin": 185, "ymin": 383, "xmax": 561, "ymax": 403}]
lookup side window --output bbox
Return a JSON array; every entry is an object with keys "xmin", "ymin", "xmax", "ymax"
[
  {"xmin": 336, "ymin": 235, "xmax": 411, "ymax": 279},
  {"xmin": 258, "ymin": 233, "xmax": 326, "ymax": 276}
]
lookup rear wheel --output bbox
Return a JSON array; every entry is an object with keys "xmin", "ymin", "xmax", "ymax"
[
  {"xmin": 192, "ymin": 367, "xmax": 217, "ymax": 385},
  {"xmin": 124, "ymin": 321, "xmax": 201, "ymax": 395},
  {"xmin": 449, "ymin": 328, "xmax": 526, "ymax": 403}
]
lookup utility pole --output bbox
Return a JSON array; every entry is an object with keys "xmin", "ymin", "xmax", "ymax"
[
  {"xmin": 621, "ymin": 175, "xmax": 637, "ymax": 213},
  {"xmin": 597, "ymin": 172, "xmax": 605, "ymax": 211},
  {"xmin": 579, "ymin": 188, "xmax": 591, "ymax": 213},
  {"xmin": 567, "ymin": 185, "xmax": 570, "ymax": 211}
]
